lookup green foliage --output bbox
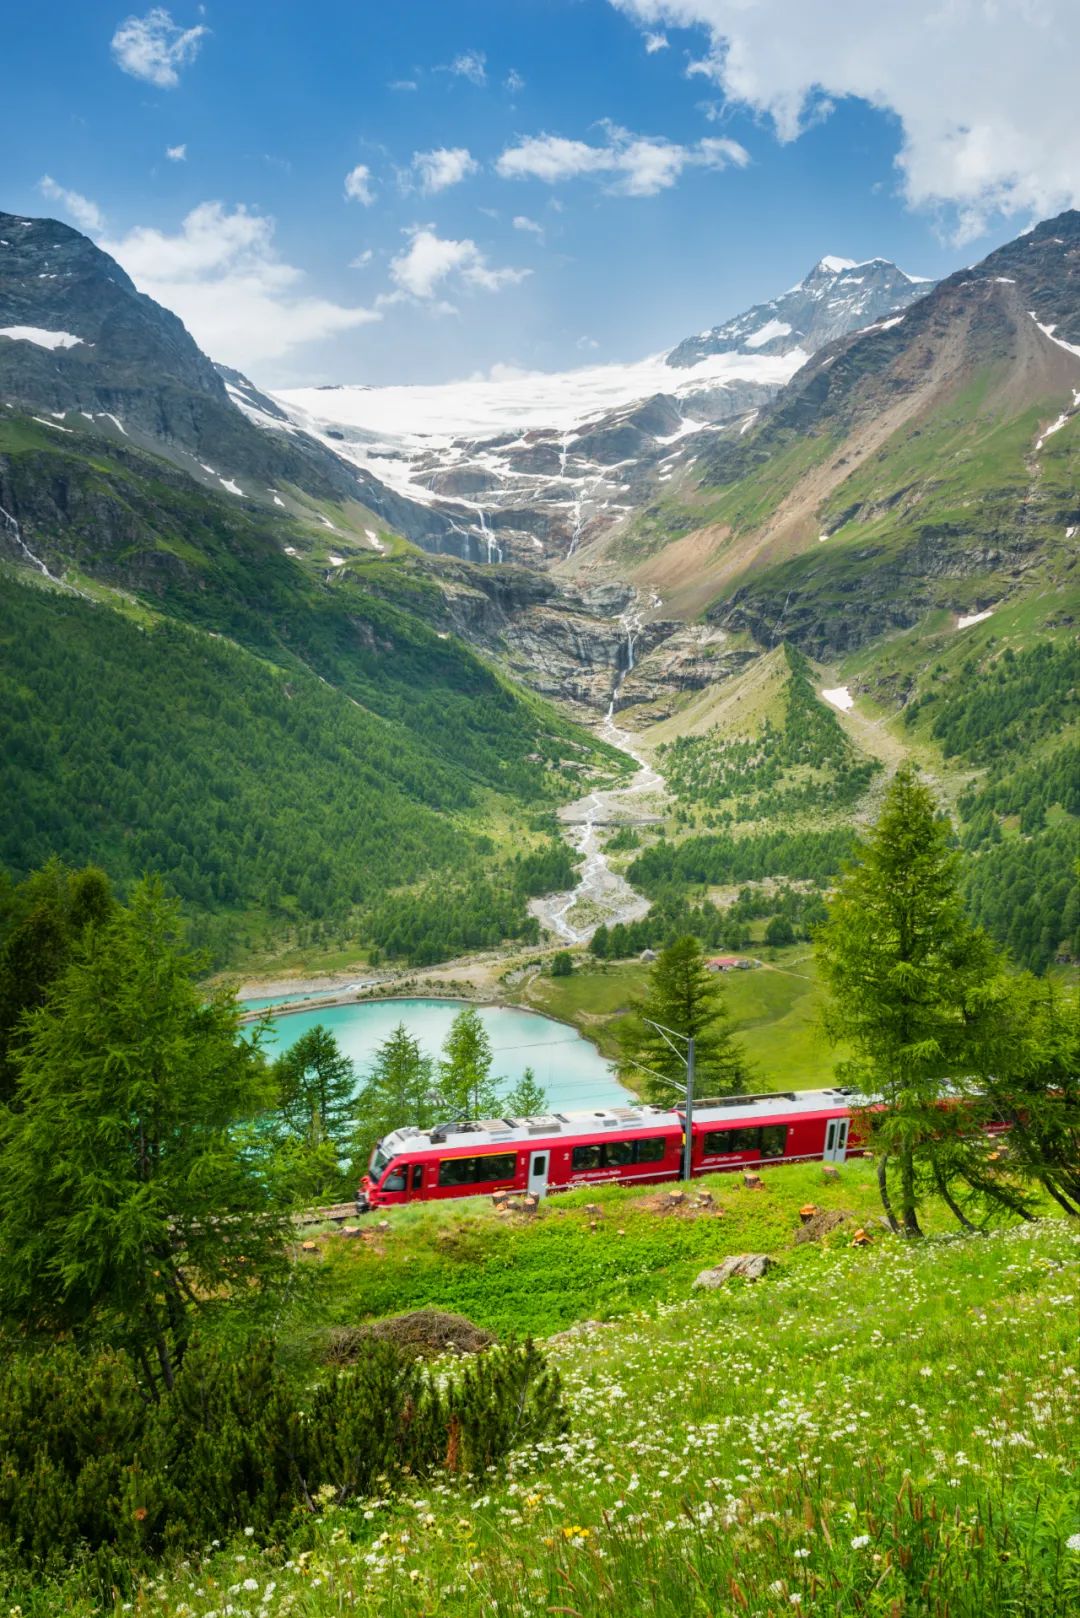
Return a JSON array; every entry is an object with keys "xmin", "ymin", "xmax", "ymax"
[
  {"xmin": 629, "ymin": 826, "xmax": 855, "ymax": 893},
  {"xmin": 0, "ymin": 1331, "xmax": 565, "ymax": 1587},
  {"xmin": 816, "ymin": 767, "xmax": 1015, "ymax": 1235},
  {"xmin": 0, "ymin": 859, "xmax": 115, "ymax": 1106},
  {"xmin": 550, "ymin": 950, "xmax": 574, "ymax": 977},
  {"xmin": 504, "ymin": 1066, "xmax": 547, "ymax": 1118},
  {"xmin": 352, "ymin": 1022, "xmax": 438, "ymax": 1166},
  {"xmin": 0, "ymin": 878, "xmax": 288, "ymax": 1392},
  {"xmin": 904, "ymin": 641, "xmax": 1079, "ymax": 763},
  {"xmin": 658, "ymin": 646, "xmax": 879, "ymax": 820},
  {"xmin": 621, "ymin": 935, "xmax": 751, "ymax": 1100},
  {"xmin": 270, "ymin": 1025, "xmax": 357, "ymax": 1204},
  {"xmin": 438, "ymin": 1006, "xmax": 501, "ymax": 1120},
  {"xmin": 0, "ymin": 568, "xmax": 601, "ymax": 965}
]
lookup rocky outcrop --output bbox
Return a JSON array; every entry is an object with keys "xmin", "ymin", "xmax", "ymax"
[{"xmin": 693, "ymin": 1254, "xmax": 776, "ymax": 1287}]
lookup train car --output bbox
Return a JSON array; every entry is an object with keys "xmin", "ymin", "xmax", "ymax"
[{"xmin": 357, "ymin": 1086, "xmax": 868, "ymax": 1211}]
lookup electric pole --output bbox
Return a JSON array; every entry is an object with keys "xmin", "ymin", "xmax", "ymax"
[{"xmin": 683, "ymin": 1035, "xmax": 695, "ymax": 1183}]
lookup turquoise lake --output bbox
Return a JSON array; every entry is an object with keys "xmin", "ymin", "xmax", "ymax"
[{"xmin": 248, "ymin": 997, "xmax": 631, "ymax": 1113}]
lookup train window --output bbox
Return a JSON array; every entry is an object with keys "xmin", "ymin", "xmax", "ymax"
[
  {"xmin": 703, "ymin": 1127, "xmax": 757, "ymax": 1154},
  {"xmin": 411, "ymin": 1164, "xmax": 424, "ymax": 1191},
  {"xmin": 605, "ymin": 1140, "xmax": 634, "ymax": 1167},
  {"xmin": 475, "ymin": 1153, "xmax": 517, "ymax": 1183},
  {"xmin": 383, "ymin": 1167, "xmax": 407, "ymax": 1192},
  {"xmin": 759, "ymin": 1125, "xmax": 788, "ymax": 1160},
  {"xmin": 572, "ymin": 1144, "xmax": 604, "ymax": 1171},
  {"xmin": 438, "ymin": 1157, "xmax": 475, "ymax": 1187},
  {"xmin": 636, "ymin": 1137, "xmax": 667, "ymax": 1162}
]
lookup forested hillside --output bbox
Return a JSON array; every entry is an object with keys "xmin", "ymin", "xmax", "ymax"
[{"xmin": 0, "ymin": 413, "xmax": 624, "ymax": 965}]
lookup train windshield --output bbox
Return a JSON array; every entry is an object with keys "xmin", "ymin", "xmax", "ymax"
[{"xmin": 369, "ymin": 1144, "xmax": 391, "ymax": 1179}]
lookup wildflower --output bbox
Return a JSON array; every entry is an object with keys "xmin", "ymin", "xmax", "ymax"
[
  {"xmin": 793, "ymin": 1548, "xmax": 810, "ymax": 1559},
  {"xmin": 1067, "ymin": 1533, "xmax": 1080, "ymax": 1553},
  {"xmin": 851, "ymin": 1535, "xmax": 871, "ymax": 1549},
  {"xmin": 243, "ymin": 1526, "xmax": 255, "ymax": 1538}
]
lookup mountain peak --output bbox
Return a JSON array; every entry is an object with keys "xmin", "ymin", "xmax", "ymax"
[{"xmin": 667, "ymin": 254, "xmax": 934, "ymax": 369}]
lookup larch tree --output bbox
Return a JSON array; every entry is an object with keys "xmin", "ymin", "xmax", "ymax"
[
  {"xmin": 504, "ymin": 1065, "xmax": 547, "ymax": 1117},
  {"xmin": 621, "ymin": 935, "xmax": 750, "ymax": 1102},
  {"xmin": 815, "ymin": 766, "xmax": 1006, "ymax": 1237},
  {"xmin": 438, "ymin": 1007, "xmax": 501, "ymax": 1120},
  {"xmin": 352, "ymin": 1022, "xmax": 438, "ymax": 1164},
  {"xmin": 0, "ymin": 878, "xmax": 287, "ymax": 1398}
]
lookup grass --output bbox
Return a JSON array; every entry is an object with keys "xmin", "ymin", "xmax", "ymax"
[
  {"xmin": 516, "ymin": 953, "xmax": 840, "ymax": 1085},
  {"xmin": 31, "ymin": 1187, "xmax": 1078, "ymax": 1616}
]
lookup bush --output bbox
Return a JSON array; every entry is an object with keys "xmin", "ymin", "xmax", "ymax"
[
  {"xmin": 0, "ymin": 1332, "xmax": 567, "ymax": 1588},
  {"xmin": 551, "ymin": 950, "xmax": 574, "ymax": 977}
]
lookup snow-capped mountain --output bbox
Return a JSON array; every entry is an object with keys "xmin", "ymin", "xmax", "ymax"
[
  {"xmin": 666, "ymin": 257, "xmax": 933, "ymax": 367},
  {"xmin": 272, "ymin": 256, "xmax": 933, "ymax": 568}
]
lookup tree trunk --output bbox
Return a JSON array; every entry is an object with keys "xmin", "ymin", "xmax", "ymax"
[
  {"xmin": 933, "ymin": 1164, "xmax": 979, "ymax": 1232},
  {"xmin": 876, "ymin": 1153, "xmax": 900, "ymax": 1233},
  {"xmin": 900, "ymin": 1148, "xmax": 922, "ymax": 1238}
]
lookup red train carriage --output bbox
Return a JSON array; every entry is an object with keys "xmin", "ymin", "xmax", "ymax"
[{"xmin": 357, "ymin": 1087, "xmax": 868, "ymax": 1211}]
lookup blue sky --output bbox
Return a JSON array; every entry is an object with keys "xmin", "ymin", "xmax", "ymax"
[{"xmin": 3, "ymin": 1, "xmax": 1076, "ymax": 386}]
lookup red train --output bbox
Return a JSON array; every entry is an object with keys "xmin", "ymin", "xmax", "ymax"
[{"xmin": 357, "ymin": 1087, "xmax": 866, "ymax": 1211}]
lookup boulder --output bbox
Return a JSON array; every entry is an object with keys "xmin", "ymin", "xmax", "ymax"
[
  {"xmin": 693, "ymin": 1253, "xmax": 775, "ymax": 1288},
  {"xmin": 794, "ymin": 1209, "xmax": 855, "ymax": 1245}
]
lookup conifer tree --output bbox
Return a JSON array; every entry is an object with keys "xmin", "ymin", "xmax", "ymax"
[
  {"xmin": 0, "ymin": 878, "xmax": 286, "ymax": 1396},
  {"xmin": 816, "ymin": 766, "xmax": 1005, "ymax": 1236},
  {"xmin": 438, "ymin": 1006, "xmax": 501, "ymax": 1119},
  {"xmin": 621, "ymin": 935, "xmax": 750, "ymax": 1102},
  {"xmin": 274, "ymin": 1024, "xmax": 356, "ymax": 1150},
  {"xmin": 352, "ymin": 1022, "xmax": 437, "ymax": 1159},
  {"xmin": 504, "ymin": 1065, "xmax": 547, "ymax": 1117}
]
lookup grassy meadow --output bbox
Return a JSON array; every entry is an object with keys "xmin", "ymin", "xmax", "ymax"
[
  {"xmin": 516, "ymin": 950, "xmax": 840, "ymax": 1087},
  {"xmin": 25, "ymin": 1165, "xmax": 1078, "ymax": 1617}
]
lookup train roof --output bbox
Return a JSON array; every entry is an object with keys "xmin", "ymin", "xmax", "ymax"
[{"xmin": 377, "ymin": 1087, "xmax": 868, "ymax": 1158}]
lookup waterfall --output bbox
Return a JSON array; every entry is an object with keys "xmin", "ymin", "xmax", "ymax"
[
  {"xmin": 477, "ymin": 508, "xmax": 502, "ymax": 564},
  {"xmin": 0, "ymin": 503, "xmax": 69, "ymax": 588}
]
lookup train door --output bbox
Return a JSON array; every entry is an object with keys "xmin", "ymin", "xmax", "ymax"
[
  {"xmin": 823, "ymin": 1117, "xmax": 850, "ymax": 1163},
  {"xmin": 527, "ymin": 1150, "xmax": 550, "ymax": 1199}
]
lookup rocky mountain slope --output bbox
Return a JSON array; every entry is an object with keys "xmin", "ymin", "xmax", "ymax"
[
  {"xmin": 589, "ymin": 211, "xmax": 1079, "ymax": 657},
  {"xmin": 667, "ymin": 255, "xmax": 931, "ymax": 366},
  {"xmin": 272, "ymin": 256, "xmax": 930, "ymax": 569},
  {"xmin": 0, "ymin": 212, "xmax": 462, "ymax": 553}
]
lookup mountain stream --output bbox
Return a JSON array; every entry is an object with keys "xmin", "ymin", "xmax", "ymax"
[{"xmin": 529, "ymin": 615, "xmax": 667, "ymax": 944}]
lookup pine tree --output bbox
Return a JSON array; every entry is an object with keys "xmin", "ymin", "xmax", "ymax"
[
  {"xmin": 0, "ymin": 878, "xmax": 287, "ymax": 1397},
  {"xmin": 438, "ymin": 1007, "xmax": 501, "ymax": 1119},
  {"xmin": 816, "ymin": 766, "xmax": 1005, "ymax": 1237},
  {"xmin": 504, "ymin": 1065, "xmax": 547, "ymax": 1117},
  {"xmin": 621, "ymin": 935, "xmax": 750, "ymax": 1102}
]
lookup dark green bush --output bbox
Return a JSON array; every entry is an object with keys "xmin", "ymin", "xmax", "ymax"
[{"xmin": 0, "ymin": 1332, "xmax": 567, "ymax": 1587}]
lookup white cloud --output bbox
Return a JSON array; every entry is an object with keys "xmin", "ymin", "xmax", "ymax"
[
  {"xmin": 512, "ymin": 214, "xmax": 545, "ymax": 237},
  {"xmin": 39, "ymin": 175, "xmax": 106, "ymax": 235},
  {"xmin": 344, "ymin": 164, "xmax": 376, "ymax": 205},
  {"xmin": 110, "ymin": 7, "xmax": 207, "ymax": 89},
  {"xmin": 165, "ymin": 143, "xmax": 187, "ymax": 162},
  {"xmin": 505, "ymin": 68, "xmax": 526, "ymax": 93},
  {"xmin": 100, "ymin": 201, "xmax": 380, "ymax": 368},
  {"xmin": 576, "ymin": 335, "xmax": 600, "ymax": 350},
  {"xmin": 389, "ymin": 226, "xmax": 529, "ymax": 300},
  {"xmin": 496, "ymin": 124, "xmax": 749, "ymax": 195},
  {"xmin": 447, "ymin": 49, "xmax": 487, "ymax": 86},
  {"xmin": 609, "ymin": 0, "xmax": 1080, "ymax": 238},
  {"xmin": 389, "ymin": 78, "xmax": 418, "ymax": 91},
  {"xmin": 644, "ymin": 31, "xmax": 669, "ymax": 52},
  {"xmin": 411, "ymin": 147, "xmax": 478, "ymax": 194},
  {"xmin": 349, "ymin": 249, "xmax": 374, "ymax": 269}
]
